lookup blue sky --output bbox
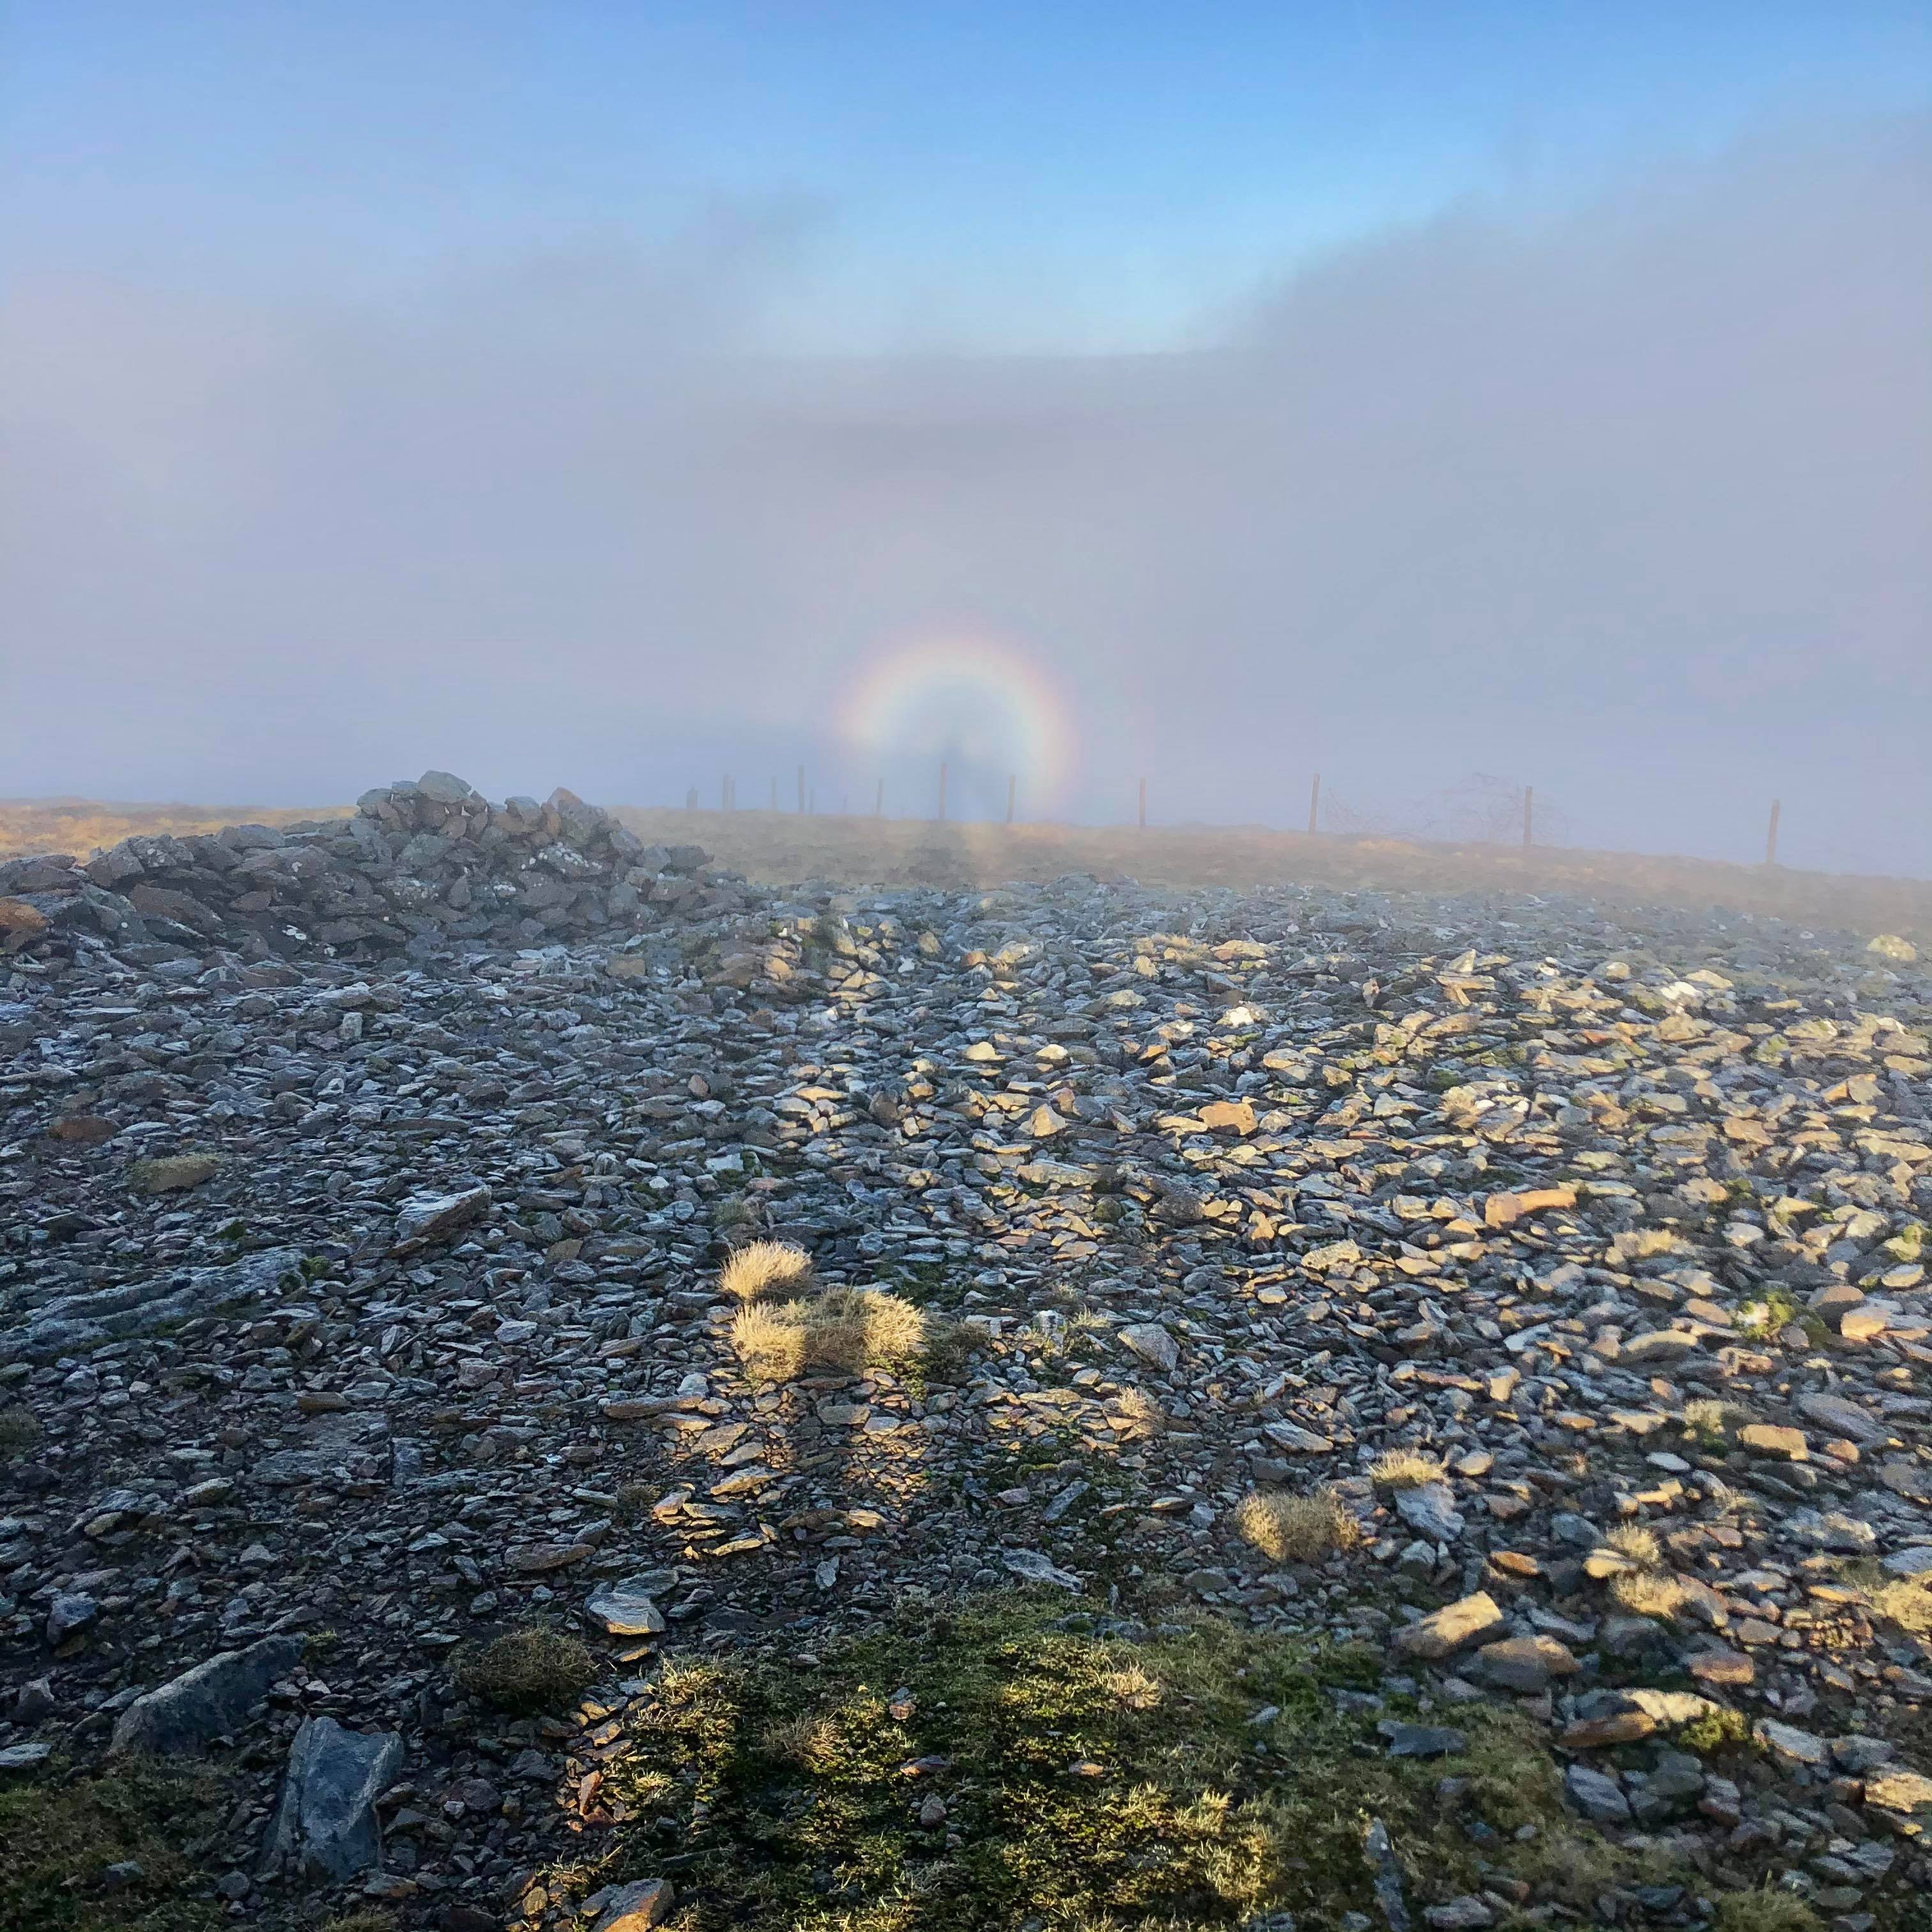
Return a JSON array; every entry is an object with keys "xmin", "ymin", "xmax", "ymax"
[{"xmin": 10, "ymin": 1, "xmax": 1930, "ymax": 349}]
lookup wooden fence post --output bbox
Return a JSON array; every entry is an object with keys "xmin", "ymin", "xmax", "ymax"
[
  {"xmin": 1137, "ymin": 777, "xmax": 1147, "ymax": 828},
  {"xmin": 1308, "ymin": 772, "xmax": 1321, "ymax": 835},
  {"xmin": 1522, "ymin": 785, "xmax": 1533, "ymax": 850},
  {"xmin": 1766, "ymin": 799, "xmax": 1781, "ymax": 867}
]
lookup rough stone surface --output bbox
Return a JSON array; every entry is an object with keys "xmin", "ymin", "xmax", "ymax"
[
  {"xmin": 264, "ymin": 1714, "xmax": 405, "ymax": 1881},
  {"xmin": 111, "ymin": 1635, "xmax": 305, "ymax": 1757},
  {"xmin": 3, "ymin": 789, "xmax": 1932, "ymax": 1924},
  {"xmin": 597, "ymin": 1877, "xmax": 677, "ymax": 1929},
  {"xmin": 1393, "ymin": 1594, "xmax": 1505, "ymax": 1661}
]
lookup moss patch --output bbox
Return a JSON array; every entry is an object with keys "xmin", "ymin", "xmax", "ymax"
[
  {"xmin": 535, "ymin": 1593, "xmax": 1657, "ymax": 1932},
  {"xmin": 0, "ymin": 1404, "xmax": 40, "ymax": 1458},
  {"xmin": 0, "ymin": 1757, "xmax": 222, "ymax": 1932}
]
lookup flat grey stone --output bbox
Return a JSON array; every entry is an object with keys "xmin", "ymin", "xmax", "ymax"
[
  {"xmin": 112, "ymin": 1634, "xmax": 305, "ymax": 1756},
  {"xmin": 1565, "ymin": 1763, "xmax": 1630, "ymax": 1823},
  {"xmin": 585, "ymin": 1578, "xmax": 668, "ymax": 1637},
  {"xmin": 1394, "ymin": 1481, "xmax": 1464, "ymax": 1542},
  {"xmin": 1117, "ymin": 1322, "xmax": 1179, "ymax": 1372},
  {"xmin": 1002, "ymin": 1549, "xmax": 1082, "ymax": 1590}
]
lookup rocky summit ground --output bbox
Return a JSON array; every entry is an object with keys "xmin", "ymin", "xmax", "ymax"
[{"xmin": 3, "ymin": 774, "xmax": 1932, "ymax": 1932}]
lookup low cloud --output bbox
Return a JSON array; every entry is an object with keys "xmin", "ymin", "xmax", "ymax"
[{"xmin": 3, "ymin": 114, "xmax": 1926, "ymax": 871}]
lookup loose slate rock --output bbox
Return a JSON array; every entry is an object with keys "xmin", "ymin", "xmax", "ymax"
[
  {"xmin": 112, "ymin": 1634, "xmax": 305, "ymax": 1757},
  {"xmin": 585, "ymin": 1579, "xmax": 668, "ymax": 1637},
  {"xmin": 1393, "ymin": 1593, "xmax": 1505, "ymax": 1661},
  {"xmin": 264, "ymin": 1714, "xmax": 405, "ymax": 1881},
  {"xmin": 597, "ymin": 1878, "xmax": 678, "ymax": 1930}
]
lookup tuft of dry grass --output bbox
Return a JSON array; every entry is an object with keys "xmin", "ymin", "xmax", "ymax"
[
  {"xmin": 1604, "ymin": 1523, "xmax": 1663, "ymax": 1569},
  {"xmin": 761, "ymin": 1713, "xmax": 845, "ymax": 1774},
  {"xmin": 1234, "ymin": 1489, "xmax": 1362, "ymax": 1565},
  {"xmin": 808, "ymin": 1285, "xmax": 926, "ymax": 1373},
  {"xmin": 1680, "ymin": 1397, "xmax": 1736, "ymax": 1444},
  {"xmin": 127, "ymin": 1152, "xmax": 222, "ymax": 1195},
  {"xmin": 453, "ymin": 1625, "xmax": 599, "ymax": 1714},
  {"xmin": 721, "ymin": 1239, "xmax": 815, "ymax": 1304},
  {"xmin": 1368, "ymin": 1449, "xmax": 1445, "ymax": 1492},
  {"xmin": 1103, "ymin": 1661, "xmax": 1164, "ymax": 1711},
  {"xmin": 1106, "ymin": 1386, "xmax": 1167, "ymax": 1438},
  {"xmin": 732, "ymin": 1302, "xmax": 809, "ymax": 1384},
  {"xmin": 1609, "ymin": 1570, "xmax": 1690, "ymax": 1621},
  {"xmin": 731, "ymin": 1287, "xmax": 928, "ymax": 1386}
]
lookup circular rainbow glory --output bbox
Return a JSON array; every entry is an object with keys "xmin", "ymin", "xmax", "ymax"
[{"xmin": 838, "ymin": 634, "xmax": 1077, "ymax": 809}]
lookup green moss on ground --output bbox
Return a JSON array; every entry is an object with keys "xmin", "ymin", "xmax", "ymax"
[
  {"xmin": 537, "ymin": 1593, "xmax": 1659, "ymax": 1932},
  {"xmin": 0, "ymin": 1757, "xmax": 222, "ymax": 1932}
]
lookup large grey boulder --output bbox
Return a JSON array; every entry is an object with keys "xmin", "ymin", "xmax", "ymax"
[
  {"xmin": 264, "ymin": 1715, "xmax": 404, "ymax": 1880},
  {"xmin": 112, "ymin": 1634, "xmax": 305, "ymax": 1756}
]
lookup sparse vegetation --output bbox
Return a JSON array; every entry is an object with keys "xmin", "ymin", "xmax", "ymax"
[
  {"xmin": 452, "ymin": 1625, "xmax": 599, "ymax": 1714},
  {"xmin": 1368, "ymin": 1448, "xmax": 1445, "ymax": 1491},
  {"xmin": 1712, "ymin": 1887, "xmax": 1823, "ymax": 1932},
  {"xmin": 533, "ymin": 1593, "xmax": 1658, "ymax": 1932},
  {"xmin": 1108, "ymin": 1385, "xmax": 1167, "ymax": 1438},
  {"xmin": 720, "ymin": 1239, "xmax": 815, "ymax": 1303},
  {"xmin": 1604, "ymin": 1522, "xmax": 1663, "ymax": 1568},
  {"xmin": 1609, "ymin": 1568, "xmax": 1690, "ymax": 1621},
  {"xmin": 0, "ymin": 1757, "xmax": 221, "ymax": 1931},
  {"xmin": 0, "ymin": 1405, "xmax": 40, "ymax": 1458},
  {"xmin": 730, "ymin": 1285, "xmax": 929, "ymax": 1385},
  {"xmin": 1681, "ymin": 1397, "xmax": 1734, "ymax": 1445},
  {"xmin": 1680, "ymin": 1705, "xmax": 1754, "ymax": 1755},
  {"xmin": 1598, "ymin": 1521, "xmax": 1691, "ymax": 1619},
  {"xmin": 1735, "ymin": 1290, "xmax": 1804, "ymax": 1342},
  {"xmin": 1234, "ymin": 1487, "xmax": 1362, "ymax": 1564}
]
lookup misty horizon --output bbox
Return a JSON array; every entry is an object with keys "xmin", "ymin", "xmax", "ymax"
[{"xmin": 3, "ymin": 10, "xmax": 1928, "ymax": 879}]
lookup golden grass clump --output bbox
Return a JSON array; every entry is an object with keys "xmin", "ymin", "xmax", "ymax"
[
  {"xmin": 731, "ymin": 1302, "xmax": 809, "ymax": 1384},
  {"xmin": 1106, "ymin": 1386, "xmax": 1167, "ymax": 1438},
  {"xmin": 721, "ymin": 1239, "xmax": 815, "ymax": 1303},
  {"xmin": 1609, "ymin": 1569, "xmax": 1690, "ymax": 1621},
  {"xmin": 1368, "ymin": 1448, "xmax": 1445, "ymax": 1492},
  {"xmin": 1234, "ymin": 1488, "xmax": 1362, "ymax": 1565},
  {"xmin": 1604, "ymin": 1523, "xmax": 1663, "ymax": 1569},
  {"xmin": 730, "ymin": 1286, "xmax": 928, "ymax": 1386},
  {"xmin": 1103, "ymin": 1661, "xmax": 1164, "ymax": 1711},
  {"xmin": 0, "ymin": 1406, "xmax": 40, "ymax": 1459},
  {"xmin": 1597, "ymin": 1519, "xmax": 1689, "ymax": 1618}
]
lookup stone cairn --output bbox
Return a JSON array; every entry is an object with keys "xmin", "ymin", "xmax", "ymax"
[{"xmin": 0, "ymin": 772, "xmax": 719, "ymax": 963}]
